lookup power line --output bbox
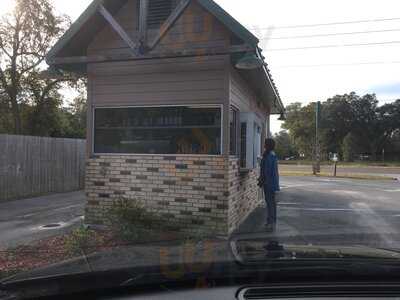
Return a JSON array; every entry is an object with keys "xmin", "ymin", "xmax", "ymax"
[
  {"xmin": 266, "ymin": 40, "xmax": 400, "ymax": 51},
  {"xmin": 272, "ymin": 61, "xmax": 400, "ymax": 68},
  {"xmin": 263, "ymin": 28, "xmax": 400, "ymax": 40},
  {"xmin": 249, "ymin": 16, "xmax": 400, "ymax": 30}
]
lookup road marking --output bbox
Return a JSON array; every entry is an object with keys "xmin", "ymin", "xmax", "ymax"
[
  {"xmin": 18, "ymin": 204, "xmax": 84, "ymax": 219},
  {"xmin": 280, "ymin": 184, "xmax": 316, "ymax": 189},
  {"xmin": 383, "ymin": 189, "xmax": 400, "ymax": 193},
  {"xmin": 281, "ymin": 207, "xmax": 366, "ymax": 212},
  {"xmin": 330, "ymin": 190, "xmax": 365, "ymax": 197},
  {"xmin": 279, "ymin": 202, "xmax": 300, "ymax": 206}
]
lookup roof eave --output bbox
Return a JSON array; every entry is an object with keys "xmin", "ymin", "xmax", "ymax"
[
  {"xmin": 256, "ymin": 47, "xmax": 285, "ymax": 114},
  {"xmin": 46, "ymin": 0, "xmax": 102, "ymax": 63}
]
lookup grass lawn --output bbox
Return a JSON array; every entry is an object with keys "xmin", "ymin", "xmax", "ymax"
[
  {"xmin": 280, "ymin": 171, "xmax": 397, "ymax": 181},
  {"xmin": 280, "ymin": 160, "xmax": 400, "ymax": 167}
]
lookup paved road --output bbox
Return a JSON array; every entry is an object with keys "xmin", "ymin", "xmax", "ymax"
[
  {"xmin": 0, "ymin": 191, "xmax": 85, "ymax": 248},
  {"xmin": 236, "ymin": 176, "xmax": 400, "ymax": 249},
  {"xmin": 2, "ymin": 176, "xmax": 400, "ymax": 251},
  {"xmin": 280, "ymin": 164, "xmax": 400, "ymax": 179}
]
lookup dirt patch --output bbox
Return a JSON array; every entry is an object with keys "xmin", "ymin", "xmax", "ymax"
[
  {"xmin": 0, "ymin": 226, "xmax": 189, "ymax": 280},
  {"xmin": 0, "ymin": 229, "xmax": 119, "ymax": 279}
]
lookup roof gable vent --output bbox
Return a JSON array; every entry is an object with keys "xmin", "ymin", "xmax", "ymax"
[{"xmin": 147, "ymin": 0, "xmax": 176, "ymax": 28}]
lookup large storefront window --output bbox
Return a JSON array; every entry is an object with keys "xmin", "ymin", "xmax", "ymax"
[{"xmin": 94, "ymin": 106, "xmax": 222, "ymax": 155}]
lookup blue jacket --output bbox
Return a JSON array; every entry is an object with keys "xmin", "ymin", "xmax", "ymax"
[{"xmin": 261, "ymin": 151, "xmax": 280, "ymax": 193}]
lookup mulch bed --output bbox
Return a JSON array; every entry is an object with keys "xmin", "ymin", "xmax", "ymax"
[
  {"xmin": 0, "ymin": 228, "xmax": 185, "ymax": 280},
  {"xmin": 0, "ymin": 229, "xmax": 122, "ymax": 279}
]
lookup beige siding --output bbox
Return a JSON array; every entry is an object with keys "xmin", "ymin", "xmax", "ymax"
[
  {"xmin": 87, "ymin": 55, "xmax": 230, "ymax": 155},
  {"xmin": 229, "ymin": 68, "xmax": 269, "ymax": 156},
  {"xmin": 86, "ymin": 0, "xmax": 234, "ymax": 156},
  {"xmin": 230, "ymin": 68, "xmax": 267, "ymax": 119},
  {"xmin": 88, "ymin": 55, "xmax": 228, "ymax": 106}
]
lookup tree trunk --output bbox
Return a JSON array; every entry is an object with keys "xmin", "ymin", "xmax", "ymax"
[
  {"xmin": 370, "ymin": 143, "xmax": 378, "ymax": 162},
  {"xmin": 9, "ymin": 93, "xmax": 22, "ymax": 135}
]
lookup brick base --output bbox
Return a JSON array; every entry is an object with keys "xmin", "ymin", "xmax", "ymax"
[
  {"xmin": 228, "ymin": 158, "xmax": 263, "ymax": 234},
  {"xmin": 85, "ymin": 155, "xmax": 229, "ymax": 235},
  {"xmin": 85, "ymin": 155, "xmax": 261, "ymax": 236}
]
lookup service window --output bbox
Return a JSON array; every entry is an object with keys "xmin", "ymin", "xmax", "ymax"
[
  {"xmin": 94, "ymin": 106, "xmax": 222, "ymax": 155},
  {"xmin": 229, "ymin": 107, "xmax": 239, "ymax": 156}
]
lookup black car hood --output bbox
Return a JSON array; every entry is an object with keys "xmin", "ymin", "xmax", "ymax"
[
  {"xmin": 3, "ymin": 239, "xmax": 400, "ymax": 299},
  {"xmin": 3, "ymin": 238, "xmax": 400, "ymax": 285}
]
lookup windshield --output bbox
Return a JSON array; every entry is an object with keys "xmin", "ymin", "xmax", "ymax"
[{"xmin": 0, "ymin": 0, "xmax": 400, "ymax": 293}]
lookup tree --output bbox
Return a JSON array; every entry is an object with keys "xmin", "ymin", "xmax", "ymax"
[
  {"xmin": 0, "ymin": 93, "xmax": 13, "ymax": 133},
  {"xmin": 62, "ymin": 81, "xmax": 87, "ymax": 139},
  {"xmin": 350, "ymin": 94, "xmax": 397, "ymax": 160},
  {"xmin": 342, "ymin": 132, "xmax": 360, "ymax": 162},
  {"xmin": 320, "ymin": 93, "xmax": 356, "ymax": 157},
  {"xmin": 0, "ymin": 0, "xmax": 70, "ymax": 134},
  {"xmin": 282, "ymin": 102, "xmax": 316, "ymax": 158},
  {"xmin": 274, "ymin": 130, "xmax": 297, "ymax": 159},
  {"xmin": 282, "ymin": 94, "xmax": 400, "ymax": 162}
]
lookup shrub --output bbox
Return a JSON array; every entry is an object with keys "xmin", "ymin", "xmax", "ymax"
[
  {"xmin": 106, "ymin": 198, "xmax": 221, "ymax": 244},
  {"xmin": 106, "ymin": 198, "xmax": 165, "ymax": 242},
  {"xmin": 65, "ymin": 226, "xmax": 101, "ymax": 256}
]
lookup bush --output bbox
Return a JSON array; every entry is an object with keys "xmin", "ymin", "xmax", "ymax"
[
  {"xmin": 106, "ymin": 198, "xmax": 221, "ymax": 243},
  {"xmin": 106, "ymin": 198, "xmax": 167, "ymax": 242},
  {"xmin": 65, "ymin": 226, "xmax": 101, "ymax": 256}
]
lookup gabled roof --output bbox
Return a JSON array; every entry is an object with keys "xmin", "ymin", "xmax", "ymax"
[
  {"xmin": 46, "ymin": 0, "xmax": 259, "ymax": 61},
  {"xmin": 46, "ymin": 0, "xmax": 284, "ymax": 114}
]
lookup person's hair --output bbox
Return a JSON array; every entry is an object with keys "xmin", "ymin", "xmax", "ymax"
[{"xmin": 264, "ymin": 138, "xmax": 276, "ymax": 154}]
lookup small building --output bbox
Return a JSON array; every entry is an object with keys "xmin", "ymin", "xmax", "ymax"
[{"xmin": 46, "ymin": 0, "xmax": 285, "ymax": 235}]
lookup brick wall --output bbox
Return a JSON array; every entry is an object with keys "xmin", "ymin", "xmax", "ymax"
[
  {"xmin": 228, "ymin": 158, "xmax": 263, "ymax": 234},
  {"xmin": 85, "ymin": 155, "xmax": 230, "ymax": 235}
]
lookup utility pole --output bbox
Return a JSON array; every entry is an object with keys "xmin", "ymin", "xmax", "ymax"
[{"xmin": 313, "ymin": 101, "xmax": 321, "ymax": 175}]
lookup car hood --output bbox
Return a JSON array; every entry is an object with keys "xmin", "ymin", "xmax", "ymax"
[
  {"xmin": 3, "ymin": 238, "xmax": 400, "ymax": 284},
  {"xmin": 3, "ymin": 239, "xmax": 400, "ymax": 299}
]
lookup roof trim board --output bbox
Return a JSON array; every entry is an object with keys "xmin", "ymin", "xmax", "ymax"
[
  {"xmin": 98, "ymin": 4, "xmax": 138, "ymax": 54},
  {"xmin": 46, "ymin": 0, "xmax": 102, "ymax": 61}
]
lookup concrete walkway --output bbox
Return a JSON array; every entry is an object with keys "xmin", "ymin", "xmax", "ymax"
[{"xmin": 0, "ymin": 191, "xmax": 85, "ymax": 248}]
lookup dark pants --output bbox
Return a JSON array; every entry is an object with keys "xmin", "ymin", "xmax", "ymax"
[{"xmin": 264, "ymin": 187, "xmax": 276, "ymax": 225}]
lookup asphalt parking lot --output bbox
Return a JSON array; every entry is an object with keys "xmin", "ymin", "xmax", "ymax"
[{"xmin": 236, "ymin": 176, "xmax": 400, "ymax": 249}]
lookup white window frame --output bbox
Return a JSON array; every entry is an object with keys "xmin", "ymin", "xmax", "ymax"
[
  {"xmin": 229, "ymin": 105, "xmax": 240, "ymax": 157},
  {"xmin": 92, "ymin": 104, "xmax": 224, "ymax": 156}
]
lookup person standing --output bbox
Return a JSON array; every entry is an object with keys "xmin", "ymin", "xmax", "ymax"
[{"xmin": 258, "ymin": 138, "xmax": 280, "ymax": 232}]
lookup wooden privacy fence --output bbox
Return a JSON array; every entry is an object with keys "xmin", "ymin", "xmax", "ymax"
[{"xmin": 0, "ymin": 135, "xmax": 86, "ymax": 201}]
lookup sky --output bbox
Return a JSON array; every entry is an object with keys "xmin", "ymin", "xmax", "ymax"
[{"xmin": 2, "ymin": 0, "xmax": 400, "ymax": 133}]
